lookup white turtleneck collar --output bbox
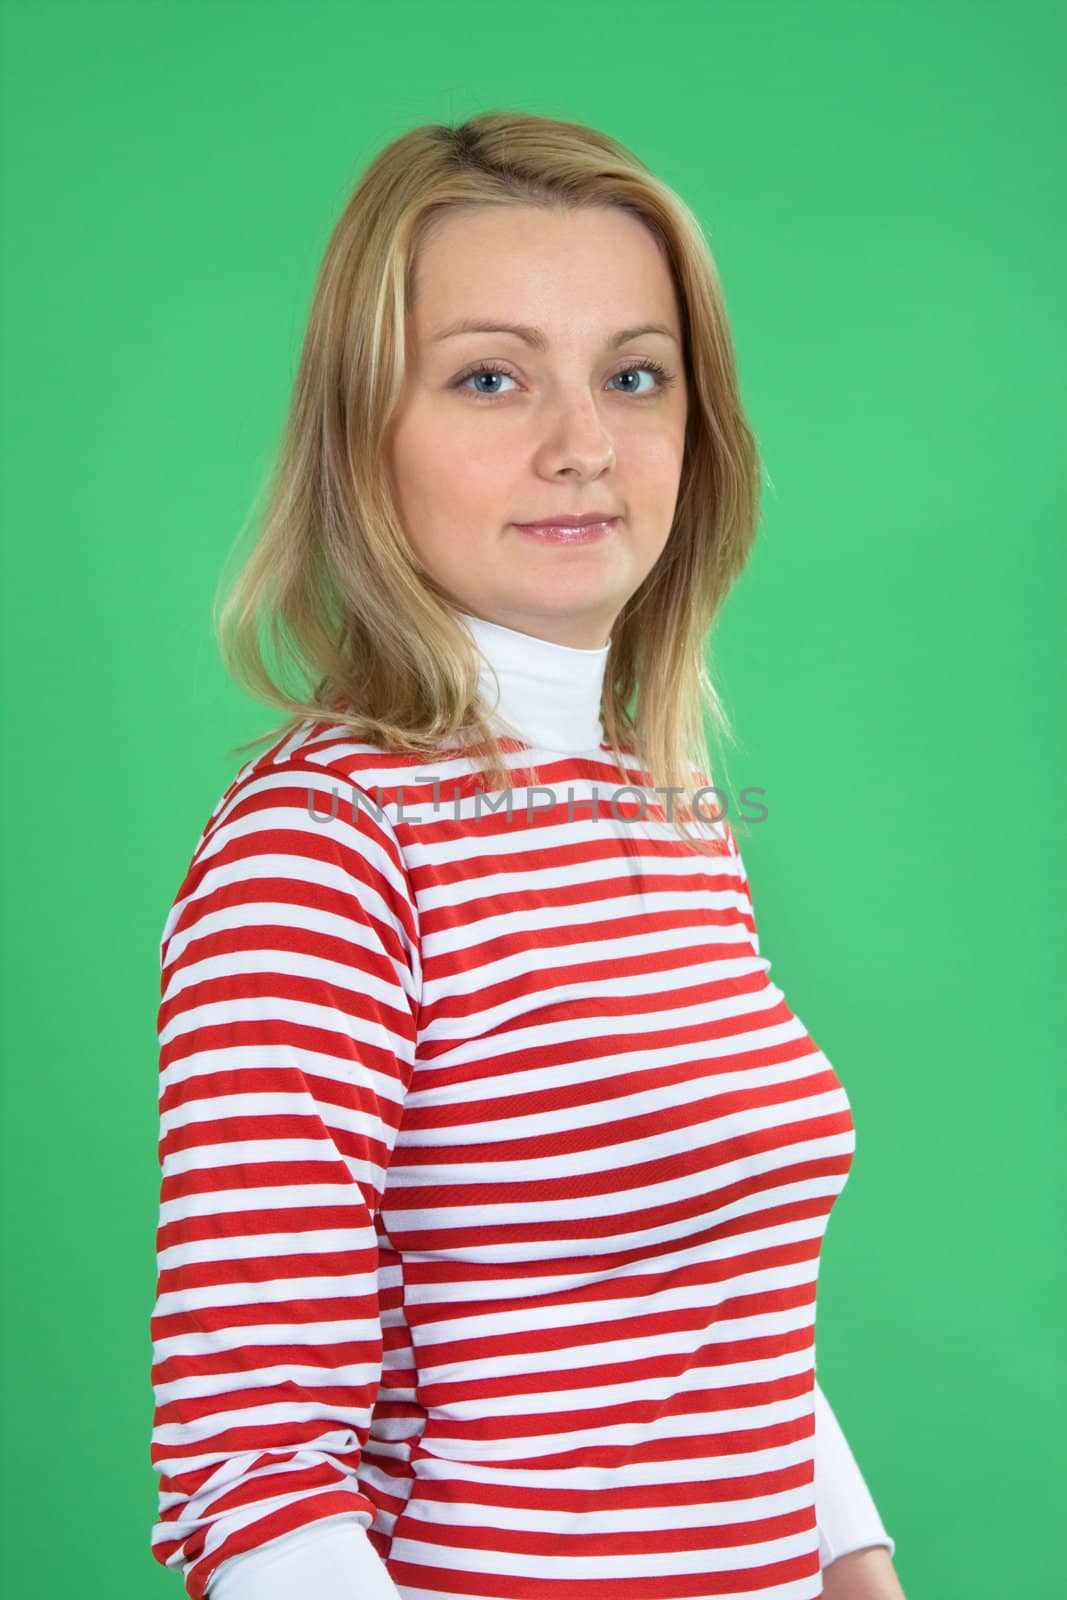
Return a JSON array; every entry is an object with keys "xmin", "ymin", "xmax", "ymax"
[{"xmin": 454, "ymin": 608, "xmax": 610, "ymax": 755}]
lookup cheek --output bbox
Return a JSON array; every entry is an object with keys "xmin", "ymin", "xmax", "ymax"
[
  {"xmin": 637, "ymin": 417, "xmax": 686, "ymax": 474},
  {"xmin": 421, "ymin": 436, "xmax": 512, "ymax": 521},
  {"xmin": 390, "ymin": 416, "xmax": 510, "ymax": 570},
  {"xmin": 396, "ymin": 401, "xmax": 504, "ymax": 506},
  {"xmin": 637, "ymin": 435, "xmax": 687, "ymax": 518}
]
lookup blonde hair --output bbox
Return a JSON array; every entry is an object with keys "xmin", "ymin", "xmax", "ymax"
[{"xmin": 215, "ymin": 111, "xmax": 763, "ymax": 852}]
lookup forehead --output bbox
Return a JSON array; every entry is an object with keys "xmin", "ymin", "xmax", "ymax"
[{"xmin": 410, "ymin": 204, "xmax": 682, "ymax": 341}]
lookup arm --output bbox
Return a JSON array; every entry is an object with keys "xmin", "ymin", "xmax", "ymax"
[
  {"xmin": 821, "ymin": 1547, "xmax": 907, "ymax": 1600},
  {"xmin": 149, "ymin": 761, "xmax": 418, "ymax": 1599}
]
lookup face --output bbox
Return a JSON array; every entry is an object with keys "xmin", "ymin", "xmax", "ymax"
[{"xmin": 383, "ymin": 203, "xmax": 689, "ymax": 650}]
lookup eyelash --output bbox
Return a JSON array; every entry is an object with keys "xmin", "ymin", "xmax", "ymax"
[{"xmin": 450, "ymin": 357, "xmax": 676, "ymax": 400}]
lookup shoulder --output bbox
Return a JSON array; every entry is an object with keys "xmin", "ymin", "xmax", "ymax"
[
  {"xmin": 161, "ymin": 723, "xmax": 423, "ymax": 959},
  {"xmin": 201, "ymin": 719, "xmax": 444, "ymax": 848}
]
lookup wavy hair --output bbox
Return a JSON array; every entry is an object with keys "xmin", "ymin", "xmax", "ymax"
[{"xmin": 214, "ymin": 111, "xmax": 763, "ymax": 851}]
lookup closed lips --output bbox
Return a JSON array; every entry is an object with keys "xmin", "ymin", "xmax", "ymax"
[{"xmin": 515, "ymin": 515, "xmax": 619, "ymax": 528}]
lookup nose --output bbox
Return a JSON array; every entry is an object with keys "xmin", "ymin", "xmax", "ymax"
[{"xmin": 534, "ymin": 393, "xmax": 617, "ymax": 478}]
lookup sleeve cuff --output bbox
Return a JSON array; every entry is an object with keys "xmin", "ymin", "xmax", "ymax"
[{"xmin": 204, "ymin": 1516, "xmax": 402, "ymax": 1600}]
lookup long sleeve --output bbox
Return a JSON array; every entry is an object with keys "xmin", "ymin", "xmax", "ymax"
[
  {"xmin": 814, "ymin": 1380, "xmax": 895, "ymax": 1566},
  {"xmin": 148, "ymin": 759, "xmax": 421, "ymax": 1600}
]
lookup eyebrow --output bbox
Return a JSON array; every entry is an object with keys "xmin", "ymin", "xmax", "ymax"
[{"xmin": 430, "ymin": 318, "xmax": 680, "ymax": 351}]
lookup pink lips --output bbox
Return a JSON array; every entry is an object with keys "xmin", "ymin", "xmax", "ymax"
[{"xmin": 513, "ymin": 516, "xmax": 619, "ymax": 545}]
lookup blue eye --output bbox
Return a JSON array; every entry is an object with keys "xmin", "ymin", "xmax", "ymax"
[
  {"xmin": 458, "ymin": 366, "xmax": 518, "ymax": 397},
  {"xmin": 608, "ymin": 365, "xmax": 666, "ymax": 395},
  {"xmin": 451, "ymin": 359, "xmax": 675, "ymax": 400}
]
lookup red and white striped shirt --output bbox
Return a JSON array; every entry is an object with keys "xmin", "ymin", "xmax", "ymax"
[{"xmin": 149, "ymin": 609, "xmax": 893, "ymax": 1599}]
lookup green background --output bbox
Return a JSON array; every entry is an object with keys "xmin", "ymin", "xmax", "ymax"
[{"xmin": 2, "ymin": 1, "xmax": 1064, "ymax": 1595}]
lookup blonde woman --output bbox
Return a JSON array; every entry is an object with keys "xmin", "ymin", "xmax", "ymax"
[{"xmin": 149, "ymin": 113, "xmax": 905, "ymax": 1600}]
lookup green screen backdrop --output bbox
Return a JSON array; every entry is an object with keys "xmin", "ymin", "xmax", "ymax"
[{"xmin": 2, "ymin": 1, "xmax": 1064, "ymax": 1596}]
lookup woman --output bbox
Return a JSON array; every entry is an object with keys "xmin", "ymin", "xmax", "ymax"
[{"xmin": 149, "ymin": 113, "xmax": 904, "ymax": 1600}]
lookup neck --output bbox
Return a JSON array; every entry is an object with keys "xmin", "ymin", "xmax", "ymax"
[{"xmin": 454, "ymin": 609, "xmax": 610, "ymax": 755}]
